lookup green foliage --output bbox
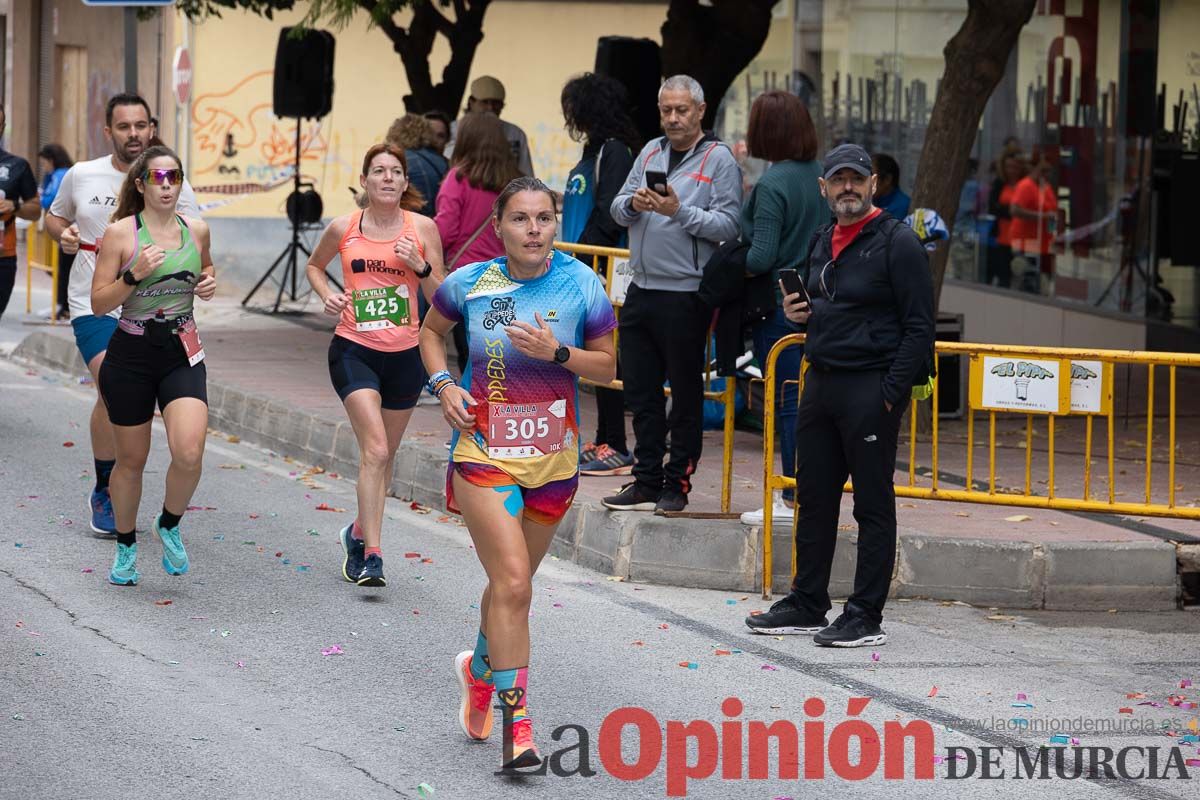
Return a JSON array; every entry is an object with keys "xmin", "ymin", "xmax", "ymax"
[{"xmin": 175, "ymin": 0, "xmax": 426, "ymax": 28}]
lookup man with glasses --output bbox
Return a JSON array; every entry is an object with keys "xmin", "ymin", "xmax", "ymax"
[
  {"xmin": 745, "ymin": 143, "xmax": 933, "ymax": 647},
  {"xmin": 45, "ymin": 93, "xmax": 199, "ymax": 537}
]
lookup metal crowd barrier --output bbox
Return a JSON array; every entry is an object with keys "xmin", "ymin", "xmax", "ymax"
[
  {"xmin": 554, "ymin": 241, "xmax": 735, "ymax": 514},
  {"xmin": 760, "ymin": 334, "xmax": 1200, "ymax": 597},
  {"xmin": 25, "ymin": 224, "xmax": 63, "ymax": 322}
]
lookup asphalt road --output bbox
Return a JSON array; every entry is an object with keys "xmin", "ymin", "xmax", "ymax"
[{"xmin": 2, "ymin": 355, "xmax": 1199, "ymax": 800}]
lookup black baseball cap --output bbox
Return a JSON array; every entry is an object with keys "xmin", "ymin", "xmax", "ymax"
[{"xmin": 822, "ymin": 143, "xmax": 873, "ymax": 179}]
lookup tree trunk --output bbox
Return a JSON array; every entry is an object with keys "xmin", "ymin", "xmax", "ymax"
[
  {"xmin": 660, "ymin": 0, "xmax": 778, "ymax": 130},
  {"xmin": 910, "ymin": 0, "xmax": 1036, "ymax": 312}
]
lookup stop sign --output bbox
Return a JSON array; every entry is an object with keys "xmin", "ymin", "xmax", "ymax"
[{"xmin": 173, "ymin": 47, "xmax": 192, "ymax": 105}]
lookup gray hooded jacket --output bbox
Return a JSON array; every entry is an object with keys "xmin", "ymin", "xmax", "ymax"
[{"xmin": 611, "ymin": 133, "xmax": 743, "ymax": 292}]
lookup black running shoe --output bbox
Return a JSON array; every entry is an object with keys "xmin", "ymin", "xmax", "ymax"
[
  {"xmin": 339, "ymin": 523, "xmax": 364, "ymax": 583},
  {"xmin": 813, "ymin": 612, "xmax": 888, "ymax": 647},
  {"xmin": 602, "ymin": 482, "xmax": 660, "ymax": 511},
  {"xmin": 745, "ymin": 595, "xmax": 828, "ymax": 635},
  {"xmin": 654, "ymin": 490, "xmax": 687, "ymax": 514},
  {"xmin": 356, "ymin": 554, "xmax": 386, "ymax": 587}
]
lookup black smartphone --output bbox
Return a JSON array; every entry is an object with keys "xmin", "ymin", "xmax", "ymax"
[
  {"xmin": 778, "ymin": 268, "xmax": 809, "ymax": 303},
  {"xmin": 644, "ymin": 170, "xmax": 669, "ymax": 196}
]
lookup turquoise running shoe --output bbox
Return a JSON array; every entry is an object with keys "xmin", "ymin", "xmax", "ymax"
[
  {"xmin": 154, "ymin": 514, "xmax": 190, "ymax": 575},
  {"xmin": 109, "ymin": 542, "xmax": 140, "ymax": 585}
]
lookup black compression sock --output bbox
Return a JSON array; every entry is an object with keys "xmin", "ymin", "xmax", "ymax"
[
  {"xmin": 116, "ymin": 530, "xmax": 136, "ymax": 546},
  {"xmin": 159, "ymin": 507, "xmax": 183, "ymax": 530},
  {"xmin": 95, "ymin": 459, "xmax": 116, "ymax": 492}
]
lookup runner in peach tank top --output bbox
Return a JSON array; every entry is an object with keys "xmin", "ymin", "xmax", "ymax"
[{"xmin": 335, "ymin": 208, "xmax": 426, "ymax": 352}]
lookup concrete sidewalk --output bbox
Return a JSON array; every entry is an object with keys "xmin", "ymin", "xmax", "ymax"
[{"xmin": 8, "ymin": 293, "xmax": 1197, "ymax": 610}]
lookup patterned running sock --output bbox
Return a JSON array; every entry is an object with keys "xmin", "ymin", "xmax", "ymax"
[
  {"xmin": 116, "ymin": 529, "xmax": 136, "ymax": 546},
  {"xmin": 95, "ymin": 459, "xmax": 115, "ymax": 492},
  {"xmin": 159, "ymin": 507, "xmax": 183, "ymax": 530},
  {"xmin": 364, "ymin": 545, "xmax": 382, "ymax": 559},
  {"xmin": 492, "ymin": 666, "xmax": 529, "ymax": 726},
  {"xmin": 351, "ymin": 521, "xmax": 364, "ymax": 541},
  {"xmin": 470, "ymin": 630, "xmax": 492, "ymax": 683}
]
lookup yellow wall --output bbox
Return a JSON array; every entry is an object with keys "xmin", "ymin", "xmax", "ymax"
[{"xmin": 186, "ymin": 2, "xmax": 667, "ymax": 218}]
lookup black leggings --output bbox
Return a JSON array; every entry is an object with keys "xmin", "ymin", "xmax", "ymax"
[
  {"xmin": 99, "ymin": 327, "xmax": 208, "ymax": 426},
  {"xmin": 0, "ymin": 259, "xmax": 15, "ymax": 321}
]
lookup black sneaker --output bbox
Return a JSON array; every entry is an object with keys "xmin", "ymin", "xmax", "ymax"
[
  {"xmin": 602, "ymin": 482, "xmax": 660, "ymax": 511},
  {"xmin": 356, "ymin": 554, "xmax": 386, "ymax": 587},
  {"xmin": 654, "ymin": 491, "xmax": 687, "ymax": 514},
  {"xmin": 813, "ymin": 612, "xmax": 887, "ymax": 647},
  {"xmin": 744, "ymin": 595, "xmax": 828, "ymax": 635},
  {"xmin": 339, "ymin": 523, "xmax": 364, "ymax": 583}
]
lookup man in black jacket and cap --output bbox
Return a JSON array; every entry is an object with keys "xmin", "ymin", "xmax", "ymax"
[{"xmin": 745, "ymin": 143, "xmax": 935, "ymax": 647}]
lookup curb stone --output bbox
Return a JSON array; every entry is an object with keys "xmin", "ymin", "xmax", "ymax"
[{"xmin": 11, "ymin": 330, "xmax": 1180, "ymax": 610}]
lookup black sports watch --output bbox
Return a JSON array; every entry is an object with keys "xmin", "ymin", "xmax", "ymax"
[
  {"xmin": 121, "ymin": 270, "xmax": 139, "ymax": 286},
  {"xmin": 553, "ymin": 344, "xmax": 571, "ymax": 364},
  {"xmin": 414, "ymin": 260, "xmax": 433, "ymax": 279}
]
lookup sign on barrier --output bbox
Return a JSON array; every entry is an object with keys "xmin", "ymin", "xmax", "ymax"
[
  {"xmin": 608, "ymin": 257, "xmax": 633, "ymax": 305},
  {"xmin": 1068, "ymin": 359, "xmax": 1113, "ymax": 415},
  {"xmin": 971, "ymin": 355, "xmax": 1070, "ymax": 413}
]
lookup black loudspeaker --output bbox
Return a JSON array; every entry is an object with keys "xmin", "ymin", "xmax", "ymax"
[
  {"xmin": 273, "ymin": 28, "xmax": 335, "ymax": 119},
  {"xmin": 1122, "ymin": 0, "xmax": 1158, "ymax": 137},
  {"xmin": 595, "ymin": 36, "xmax": 662, "ymax": 145},
  {"xmin": 1167, "ymin": 151, "xmax": 1200, "ymax": 266}
]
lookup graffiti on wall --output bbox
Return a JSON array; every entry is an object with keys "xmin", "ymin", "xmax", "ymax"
[{"xmin": 189, "ymin": 70, "xmax": 347, "ymax": 212}]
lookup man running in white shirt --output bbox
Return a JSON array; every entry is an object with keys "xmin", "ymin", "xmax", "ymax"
[{"xmin": 45, "ymin": 93, "xmax": 200, "ymax": 535}]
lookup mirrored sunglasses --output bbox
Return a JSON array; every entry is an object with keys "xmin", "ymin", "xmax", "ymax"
[{"xmin": 143, "ymin": 168, "xmax": 183, "ymax": 186}]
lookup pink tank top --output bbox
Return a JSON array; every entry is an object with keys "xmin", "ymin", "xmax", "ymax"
[{"xmin": 335, "ymin": 209, "xmax": 426, "ymax": 352}]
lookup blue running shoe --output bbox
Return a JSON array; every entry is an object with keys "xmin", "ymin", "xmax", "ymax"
[
  {"xmin": 339, "ymin": 523, "xmax": 364, "ymax": 583},
  {"xmin": 356, "ymin": 553, "xmax": 386, "ymax": 587},
  {"xmin": 90, "ymin": 488, "xmax": 116, "ymax": 537},
  {"xmin": 154, "ymin": 514, "xmax": 190, "ymax": 576},
  {"xmin": 109, "ymin": 542, "xmax": 140, "ymax": 585}
]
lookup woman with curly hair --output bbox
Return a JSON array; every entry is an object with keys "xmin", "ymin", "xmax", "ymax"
[
  {"xmin": 386, "ymin": 114, "xmax": 447, "ymax": 217},
  {"xmin": 559, "ymin": 72, "xmax": 640, "ymax": 477}
]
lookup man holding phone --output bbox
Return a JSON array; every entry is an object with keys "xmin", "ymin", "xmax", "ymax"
[
  {"xmin": 745, "ymin": 143, "xmax": 934, "ymax": 647},
  {"xmin": 604, "ymin": 75, "xmax": 742, "ymax": 513}
]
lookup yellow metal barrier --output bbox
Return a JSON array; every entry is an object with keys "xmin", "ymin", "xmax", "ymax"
[
  {"xmin": 760, "ymin": 334, "xmax": 1200, "ymax": 598},
  {"xmin": 25, "ymin": 224, "xmax": 63, "ymax": 322},
  {"xmin": 554, "ymin": 241, "xmax": 735, "ymax": 513}
]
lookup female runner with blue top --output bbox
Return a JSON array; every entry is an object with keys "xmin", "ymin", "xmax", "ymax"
[{"xmin": 419, "ymin": 176, "xmax": 617, "ymax": 770}]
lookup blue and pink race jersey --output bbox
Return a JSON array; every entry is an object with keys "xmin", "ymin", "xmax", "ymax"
[{"xmin": 432, "ymin": 249, "xmax": 617, "ymax": 488}]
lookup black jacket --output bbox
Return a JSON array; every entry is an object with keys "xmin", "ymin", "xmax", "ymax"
[{"xmin": 802, "ymin": 213, "xmax": 935, "ymax": 407}]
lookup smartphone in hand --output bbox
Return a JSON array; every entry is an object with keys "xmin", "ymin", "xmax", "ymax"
[
  {"xmin": 644, "ymin": 170, "xmax": 669, "ymax": 196},
  {"xmin": 777, "ymin": 268, "xmax": 810, "ymax": 304}
]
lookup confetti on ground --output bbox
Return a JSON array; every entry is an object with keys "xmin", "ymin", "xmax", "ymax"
[
  {"xmin": 14, "ymin": 543, "xmax": 23, "ymax": 548},
  {"xmin": 296, "ymin": 565, "xmax": 311, "ymax": 572},
  {"xmin": 417, "ymin": 784, "xmax": 436, "ymax": 799},
  {"xmin": 1004, "ymin": 514, "xmax": 1033, "ymax": 522},
  {"xmin": 871, "ymin": 652, "xmax": 880, "ymax": 662},
  {"xmin": 1016, "ymin": 692, "xmax": 1027, "ymax": 700},
  {"xmin": 1184, "ymin": 680, "xmax": 1194, "ymax": 689},
  {"xmin": 219, "ymin": 464, "xmax": 245, "ymax": 470},
  {"xmin": 1127, "ymin": 692, "xmax": 1146, "ymax": 700},
  {"xmin": 631, "ymin": 640, "xmax": 644, "ymax": 646},
  {"xmin": 606, "ymin": 576, "xmax": 625, "ymax": 582},
  {"xmin": 986, "ymin": 614, "xmax": 1018, "ymax": 622},
  {"xmin": 928, "ymin": 686, "xmax": 939, "ymax": 698},
  {"xmin": 306, "ymin": 529, "xmax": 320, "ymax": 536},
  {"xmin": 404, "ymin": 552, "xmax": 421, "ymax": 559},
  {"xmin": 80, "ymin": 568, "xmax": 93, "ymax": 574},
  {"xmin": 715, "ymin": 649, "xmax": 732, "ymax": 656},
  {"xmin": 1012, "ymin": 702, "xmax": 1034, "ymax": 708},
  {"xmin": 1186, "ymin": 759, "xmax": 1200, "ymax": 768},
  {"xmin": 62, "ymin": 442, "xmax": 75, "ymax": 448},
  {"xmin": 1118, "ymin": 707, "xmax": 1133, "ymax": 714},
  {"xmin": 226, "ymin": 435, "xmax": 241, "ymax": 443},
  {"xmin": 315, "ymin": 503, "xmax": 346, "ymax": 512},
  {"xmin": 186, "ymin": 505, "xmax": 218, "ymax": 511},
  {"xmin": 749, "ymin": 610, "xmax": 763, "ymax": 616},
  {"xmin": 12, "ymin": 714, "xmax": 25, "ymax": 721},
  {"xmin": 321, "ymin": 645, "xmax": 344, "ymax": 656},
  {"xmin": 154, "ymin": 599, "xmax": 173, "ymax": 606},
  {"xmin": 220, "ymin": 630, "xmax": 231, "ymax": 638},
  {"xmin": 235, "ymin": 661, "xmax": 245, "ymax": 668},
  {"xmin": 725, "ymin": 600, "xmax": 737, "ymax": 605},
  {"xmin": 678, "ymin": 662, "xmax": 699, "ymax": 670},
  {"xmin": 761, "ymin": 665, "xmax": 778, "ymax": 671}
]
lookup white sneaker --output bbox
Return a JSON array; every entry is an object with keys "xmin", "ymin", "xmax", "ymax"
[{"xmin": 740, "ymin": 501, "xmax": 795, "ymax": 526}]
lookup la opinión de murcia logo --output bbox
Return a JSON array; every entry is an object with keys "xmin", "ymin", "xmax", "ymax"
[{"xmin": 489, "ymin": 697, "xmax": 1195, "ymax": 795}]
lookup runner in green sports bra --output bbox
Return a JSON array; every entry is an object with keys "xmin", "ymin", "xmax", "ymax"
[{"xmin": 91, "ymin": 145, "xmax": 216, "ymax": 588}]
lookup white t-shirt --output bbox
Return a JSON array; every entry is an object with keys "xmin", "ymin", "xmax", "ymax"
[{"xmin": 49, "ymin": 155, "xmax": 200, "ymax": 319}]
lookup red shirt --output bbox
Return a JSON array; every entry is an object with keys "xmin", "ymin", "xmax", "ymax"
[
  {"xmin": 996, "ymin": 183, "xmax": 1017, "ymax": 247},
  {"xmin": 831, "ymin": 206, "xmax": 883, "ymax": 260},
  {"xmin": 1009, "ymin": 177, "xmax": 1057, "ymax": 255}
]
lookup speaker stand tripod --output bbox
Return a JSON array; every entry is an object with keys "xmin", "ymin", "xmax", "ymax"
[{"xmin": 242, "ymin": 121, "xmax": 340, "ymax": 312}]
